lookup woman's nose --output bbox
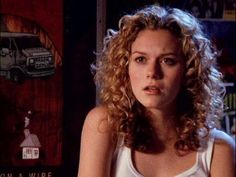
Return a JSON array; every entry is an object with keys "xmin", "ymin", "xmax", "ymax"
[{"xmin": 146, "ymin": 62, "xmax": 162, "ymax": 79}]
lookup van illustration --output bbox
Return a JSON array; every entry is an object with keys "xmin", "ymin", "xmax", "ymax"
[{"xmin": 0, "ymin": 32, "xmax": 55, "ymax": 83}]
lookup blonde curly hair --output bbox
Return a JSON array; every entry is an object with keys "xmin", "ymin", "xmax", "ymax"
[{"xmin": 94, "ymin": 5, "xmax": 225, "ymax": 152}]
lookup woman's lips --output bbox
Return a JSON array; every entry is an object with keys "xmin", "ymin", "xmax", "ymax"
[{"xmin": 144, "ymin": 86, "xmax": 161, "ymax": 95}]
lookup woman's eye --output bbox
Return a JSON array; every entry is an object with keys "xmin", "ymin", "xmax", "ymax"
[
  {"xmin": 135, "ymin": 56, "xmax": 146, "ymax": 63},
  {"xmin": 160, "ymin": 58, "xmax": 177, "ymax": 65}
]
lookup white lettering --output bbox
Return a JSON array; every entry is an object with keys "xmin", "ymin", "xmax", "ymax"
[
  {"xmin": 28, "ymin": 172, "xmax": 52, "ymax": 177},
  {"xmin": 0, "ymin": 174, "xmax": 13, "ymax": 177}
]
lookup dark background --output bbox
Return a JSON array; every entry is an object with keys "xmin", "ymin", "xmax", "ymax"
[
  {"xmin": 0, "ymin": 0, "xmax": 235, "ymax": 176},
  {"xmin": 62, "ymin": 0, "xmax": 96, "ymax": 176}
]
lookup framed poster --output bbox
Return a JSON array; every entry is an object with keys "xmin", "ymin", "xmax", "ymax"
[{"xmin": 0, "ymin": 0, "xmax": 63, "ymax": 176}]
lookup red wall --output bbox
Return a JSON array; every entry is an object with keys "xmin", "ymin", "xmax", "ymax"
[{"xmin": 0, "ymin": 0, "xmax": 63, "ymax": 55}]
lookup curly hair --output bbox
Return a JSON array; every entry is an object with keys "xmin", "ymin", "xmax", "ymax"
[{"xmin": 94, "ymin": 5, "xmax": 225, "ymax": 152}]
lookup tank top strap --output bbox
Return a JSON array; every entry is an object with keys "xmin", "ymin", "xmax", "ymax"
[
  {"xmin": 112, "ymin": 135, "xmax": 124, "ymax": 158},
  {"xmin": 198, "ymin": 128, "xmax": 216, "ymax": 172}
]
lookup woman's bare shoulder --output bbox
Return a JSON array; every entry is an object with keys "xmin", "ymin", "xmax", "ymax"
[
  {"xmin": 212, "ymin": 129, "xmax": 235, "ymax": 149},
  {"xmin": 83, "ymin": 106, "xmax": 110, "ymax": 132},
  {"xmin": 210, "ymin": 129, "xmax": 235, "ymax": 177},
  {"xmin": 87, "ymin": 105, "xmax": 108, "ymax": 117},
  {"xmin": 78, "ymin": 106, "xmax": 115, "ymax": 177}
]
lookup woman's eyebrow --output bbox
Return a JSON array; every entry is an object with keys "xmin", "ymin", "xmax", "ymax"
[
  {"xmin": 131, "ymin": 51, "xmax": 179, "ymax": 57},
  {"xmin": 131, "ymin": 51, "xmax": 146, "ymax": 55},
  {"xmin": 159, "ymin": 53, "xmax": 179, "ymax": 57}
]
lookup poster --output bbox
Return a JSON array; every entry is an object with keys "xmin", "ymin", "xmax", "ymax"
[{"xmin": 0, "ymin": 0, "xmax": 63, "ymax": 176}]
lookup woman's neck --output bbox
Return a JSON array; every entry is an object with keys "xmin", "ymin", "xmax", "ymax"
[{"xmin": 147, "ymin": 108, "xmax": 177, "ymax": 145}]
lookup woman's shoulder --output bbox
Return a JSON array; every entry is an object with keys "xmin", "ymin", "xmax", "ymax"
[
  {"xmin": 78, "ymin": 106, "xmax": 116, "ymax": 177},
  {"xmin": 210, "ymin": 128, "xmax": 235, "ymax": 177},
  {"xmin": 211, "ymin": 128, "xmax": 235, "ymax": 150},
  {"xmin": 85, "ymin": 106, "xmax": 108, "ymax": 121},
  {"xmin": 81, "ymin": 105, "xmax": 115, "ymax": 152},
  {"xmin": 83, "ymin": 105, "xmax": 110, "ymax": 133}
]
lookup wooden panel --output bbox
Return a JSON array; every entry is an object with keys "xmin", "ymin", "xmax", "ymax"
[{"xmin": 0, "ymin": 0, "xmax": 63, "ymax": 167}]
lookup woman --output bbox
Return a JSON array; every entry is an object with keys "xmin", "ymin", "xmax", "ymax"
[{"xmin": 78, "ymin": 5, "xmax": 235, "ymax": 177}]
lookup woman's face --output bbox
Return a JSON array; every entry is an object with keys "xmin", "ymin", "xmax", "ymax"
[{"xmin": 128, "ymin": 29, "xmax": 185, "ymax": 112}]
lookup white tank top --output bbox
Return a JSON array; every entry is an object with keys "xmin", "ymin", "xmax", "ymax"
[{"xmin": 111, "ymin": 131, "xmax": 215, "ymax": 177}]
